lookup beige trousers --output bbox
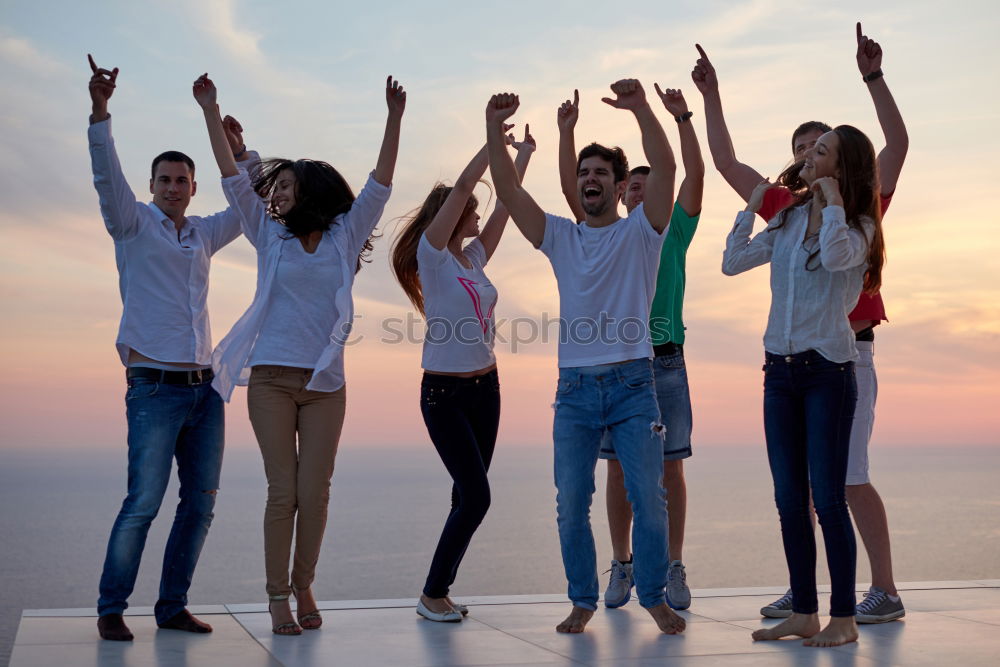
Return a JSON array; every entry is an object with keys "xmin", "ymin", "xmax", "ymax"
[{"xmin": 247, "ymin": 366, "xmax": 347, "ymax": 598}]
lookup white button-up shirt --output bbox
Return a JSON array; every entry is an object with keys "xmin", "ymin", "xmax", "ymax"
[
  {"xmin": 722, "ymin": 204, "xmax": 874, "ymax": 363},
  {"xmin": 211, "ymin": 170, "xmax": 391, "ymax": 401},
  {"xmin": 89, "ymin": 118, "xmax": 246, "ymax": 367}
]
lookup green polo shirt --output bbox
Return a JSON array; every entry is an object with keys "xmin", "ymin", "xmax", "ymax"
[{"xmin": 649, "ymin": 200, "xmax": 699, "ymax": 346}]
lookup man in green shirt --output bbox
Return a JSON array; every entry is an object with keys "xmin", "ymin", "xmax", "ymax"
[{"xmin": 557, "ymin": 85, "xmax": 703, "ymax": 611}]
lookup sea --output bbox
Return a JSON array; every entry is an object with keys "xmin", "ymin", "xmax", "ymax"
[{"xmin": 1, "ymin": 443, "xmax": 998, "ymax": 665}]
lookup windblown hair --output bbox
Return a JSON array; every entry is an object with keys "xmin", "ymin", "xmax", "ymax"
[
  {"xmin": 151, "ymin": 151, "xmax": 195, "ymax": 179},
  {"xmin": 577, "ymin": 143, "xmax": 629, "ymax": 183},
  {"xmin": 769, "ymin": 125, "xmax": 885, "ymax": 293},
  {"xmin": 391, "ymin": 184, "xmax": 479, "ymax": 316},
  {"xmin": 253, "ymin": 158, "xmax": 378, "ymax": 273}
]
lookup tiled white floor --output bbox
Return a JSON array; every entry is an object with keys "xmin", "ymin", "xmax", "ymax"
[{"xmin": 12, "ymin": 582, "xmax": 1000, "ymax": 666}]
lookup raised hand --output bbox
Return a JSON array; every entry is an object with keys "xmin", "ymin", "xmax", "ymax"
[
  {"xmin": 856, "ymin": 22, "xmax": 883, "ymax": 77},
  {"xmin": 386, "ymin": 76, "xmax": 406, "ymax": 116},
  {"xmin": 511, "ymin": 124, "xmax": 536, "ymax": 153},
  {"xmin": 192, "ymin": 73, "xmax": 217, "ymax": 109},
  {"xmin": 811, "ymin": 176, "xmax": 843, "ymax": 207},
  {"xmin": 557, "ymin": 89, "xmax": 579, "ymax": 133},
  {"xmin": 746, "ymin": 178, "xmax": 773, "ymax": 213},
  {"xmin": 486, "ymin": 93, "xmax": 519, "ymax": 125},
  {"xmin": 654, "ymin": 84, "xmax": 689, "ymax": 117},
  {"xmin": 690, "ymin": 44, "xmax": 718, "ymax": 95},
  {"xmin": 222, "ymin": 115, "xmax": 245, "ymax": 155},
  {"xmin": 88, "ymin": 54, "xmax": 118, "ymax": 118},
  {"xmin": 601, "ymin": 79, "xmax": 647, "ymax": 111}
]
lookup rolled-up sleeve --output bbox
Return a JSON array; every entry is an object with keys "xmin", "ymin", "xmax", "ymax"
[
  {"xmin": 723, "ymin": 210, "xmax": 774, "ymax": 275},
  {"xmin": 819, "ymin": 206, "xmax": 873, "ymax": 272}
]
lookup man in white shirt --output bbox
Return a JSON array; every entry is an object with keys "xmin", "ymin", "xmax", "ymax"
[
  {"xmin": 87, "ymin": 55, "xmax": 252, "ymax": 641},
  {"xmin": 485, "ymin": 81, "xmax": 685, "ymax": 635}
]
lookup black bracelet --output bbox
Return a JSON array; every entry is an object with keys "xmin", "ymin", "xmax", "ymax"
[
  {"xmin": 863, "ymin": 68, "xmax": 884, "ymax": 83},
  {"xmin": 675, "ymin": 110, "xmax": 694, "ymax": 123}
]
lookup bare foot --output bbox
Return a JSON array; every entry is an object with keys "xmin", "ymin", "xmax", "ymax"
[
  {"xmin": 803, "ymin": 616, "xmax": 858, "ymax": 647},
  {"xmin": 419, "ymin": 594, "xmax": 456, "ymax": 615},
  {"xmin": 751, "ymin": 612, "xmax": 820, "ymax": 641},
  {"xmin": 646, "ymin": 603, "xmax": 686, "ymax": 634},
  {"xmin": 556, "ymin": 606, "xmax": 594, "ymax": 633}
]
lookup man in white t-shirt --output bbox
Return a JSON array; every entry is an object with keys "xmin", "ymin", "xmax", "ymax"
[{"xmin": 485, "ymin": 81, "xmax": 685, "ymax": 635}]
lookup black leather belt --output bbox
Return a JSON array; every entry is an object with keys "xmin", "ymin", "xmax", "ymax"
[
  {"xmin": 127, "ymin": 366, "xmax": 214, "ymax": 385},
  {"xmin": 653, "ymin": 342, "xmax": 682, "ymax": 357}
]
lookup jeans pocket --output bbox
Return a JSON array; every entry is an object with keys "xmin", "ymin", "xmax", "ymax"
[
  {"xmin": 421, "ymin": 383, "xmax": 457, "ymax": 407},
  {"xmin": 126, "ymin": 378, "xmax": 159, "ymax": 400},
  {"xmin": 556, "ymin": 377, "xmax": 577, "ymax": 395},
  {"xmin": 622, "ymin": 371, "xmax": 653, "ymax": 390}
]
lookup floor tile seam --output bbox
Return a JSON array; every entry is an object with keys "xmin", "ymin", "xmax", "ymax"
[
  {"xmin": 225, "ymin": 608, "xmax": 287, "ymax": 666},
  {"xmin": 464, "ymin": 617, "xmax": 592, "ymax": 665},
  {"xmin": 922, "ymin": 609, "xmax": 1000, "ymax": 627}
]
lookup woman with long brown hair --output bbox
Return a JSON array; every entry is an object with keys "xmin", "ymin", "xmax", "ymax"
[
  {"xmin": 723, "ymin": 125, "xmax": 884, "ymax": 648},
  {"xmin": 391, "ymin": 127, "xmax": 533, "ymax": 622},
  {"xmin": 194, "ymin": 73, "xmax": 405, "ymax": 636}
]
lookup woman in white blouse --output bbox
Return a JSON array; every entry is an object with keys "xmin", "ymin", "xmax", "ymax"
[
  {"xmin": 722, "ymin": 125, "xmax": 885, "ymax": 648},
  {"xmin": 390, "ymin": 127, "xmax": 533, "ymax": 622},
  {"xmin": 194, "ymin": 73, "xmax": 404, "ymax": 635}
]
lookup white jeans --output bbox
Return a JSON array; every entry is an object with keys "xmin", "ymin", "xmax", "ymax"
[{"xmin": 846, "ymin": 340, "xmax": 877, "ymax": 485}]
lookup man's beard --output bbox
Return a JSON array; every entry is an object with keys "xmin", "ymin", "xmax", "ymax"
[{"xmin": 581, "ymin": 192, "xmax": 611, "ymax": 217}]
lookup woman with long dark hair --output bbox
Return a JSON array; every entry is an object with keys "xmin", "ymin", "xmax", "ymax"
[
  {"xmin": 194, "ymin": 73, "xmax": 404, "ymax": 635},
  {"xmin": 722, "ymin": 125, "xmax": 884, "ymax": 648},
  {"xmin": 391, "ymin": 127, "xmax": 533, "ymax": 622}
]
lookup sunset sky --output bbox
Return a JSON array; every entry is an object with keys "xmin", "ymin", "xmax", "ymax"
[{"xmin": 1, "ymin": 0, "xmax": 998, "ymax": 452}]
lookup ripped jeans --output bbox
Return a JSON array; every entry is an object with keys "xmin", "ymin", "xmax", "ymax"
[
  {"xmin": 98, "ymin": 375, "xmax": 224, "ymax": 624},
  {"xmin": 552, "ymin": 358, "xmax": 669, "ymax": 610}
]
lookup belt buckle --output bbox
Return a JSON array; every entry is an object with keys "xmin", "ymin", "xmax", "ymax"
[
  {"xmin": 785, "ymin": 356, "xmax": 793, "ymax": 363},
  {"xmin": 191, "ymin": 369, "xmax": 203, "ymax": 384}
]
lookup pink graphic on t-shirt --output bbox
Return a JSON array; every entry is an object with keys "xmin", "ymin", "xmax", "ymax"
[{"xmin": 457, "ymin": 277, "xmax": 495, "ymax": 334}]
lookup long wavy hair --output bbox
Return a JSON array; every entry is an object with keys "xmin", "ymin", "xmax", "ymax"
[
  {"xmin": 768, "ymin": 125, "xmax": 885, "ymax": 293},
  {"xmin": 391, "ymin": 184, "xmax": 479, "ymax": 316},
  {"xmin": 253, "ymin": 158, "xmax": 378, "ymax": 272}
]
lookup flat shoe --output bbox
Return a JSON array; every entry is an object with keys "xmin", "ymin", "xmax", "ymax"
[
  {"xmin": 416, "ymin": 599, "xmax": 462, "ymax": 623},
  {"xmin": 98, "ymin": 614, "xmax": 134, "ymax": 641},
  {"xmin": 157, "ymin": 609, "xmax": 213, "ymax": 633}
]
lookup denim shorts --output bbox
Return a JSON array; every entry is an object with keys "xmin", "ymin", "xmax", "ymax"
[{"xmin": 598, "ymin": 348, "xmax": 693, "ymax": 462}]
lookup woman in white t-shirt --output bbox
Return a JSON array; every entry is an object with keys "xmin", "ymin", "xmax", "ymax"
[
  {"xmin": 722, "ymin": 125, "xmax": 885, "ymax": 648},
  {"xmin": 391, "ymin": 127, "xmax": 533, "ymax": 622},
  {"xmin": 194, "ymin": 74, "xmax": 404, "ymax": 636}
]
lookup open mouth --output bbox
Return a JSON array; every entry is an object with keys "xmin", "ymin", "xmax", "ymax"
[{"xmin": 582, "ymin": 185, "xmax": 602, "ymax": 201}]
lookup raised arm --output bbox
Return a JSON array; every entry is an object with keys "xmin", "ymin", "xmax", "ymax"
[
  {"xmin": 691, "ymin": 44, "xmax": 764, "ymax": 202},
  {"xmin": 374, "ymin": 76, "xmax": 406, "ymax": 187},
  {"xmin": 856, "ymin": 22, "xmax": 908, "ymax": 197},
  {"xmin": 486, "ymin": 93, "xmax": 546, "ymax": 248},
  {"xmin": 424, "ymin": 144, "xmax": 490, "ymax": 250},
  {"xmin": 657, "ymin": 87, "xmax": 704, "ymax": 217},
  {"xmin": 603, "ymin": 80, "xmax": 675, "ymax": 231},
  {"xmin": 87, "ymin": 54, "xmax": 142, "ymax": 241},
  {"xmin": 479, "ymin": 125, "xmax": 535, "ymax": 260},
  {"xmin": 193, "ymin": 74, "xmax": 238, "ymax": 178},
  {"xmin": 557, "ymin": 90, "xmax": 586, "ymax": 222}
]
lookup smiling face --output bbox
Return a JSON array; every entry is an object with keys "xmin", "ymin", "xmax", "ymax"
[
  {"xmin": 271, "ymin": 168, "xmax": 298, "ymax": 216},
  {"xmin": 149, "ymin": 161, "xmax": 196, "ymax": 220},
  {"xmin": 578, "ymin": 156, "xmax": 624, "ymax": 217},
  {"xmin": 792, "ymin": 128, "xmax": 825, "ymax": 162},
  {"xmin": 623, "ymin": 172, "xmax": 647, "ymax": 212},
  {"xmin": 800, "ymin": 131, "xmax": 841, "ymax": 184}
]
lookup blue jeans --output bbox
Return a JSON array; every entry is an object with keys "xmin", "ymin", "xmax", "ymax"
[
  {"xmin": 553, "ymin": 358, "xmax": 668, "ymax": 610},
  {"xmin": 763, "ymin": 351, "xmax": 858, "ymax": 617},
  {"xmin": 98, "ymin": 375, "xmax": 224, "ymax": 624},
  {"xmin": 599, "ymin": 347, "xmax": 693, "ymax": 461}
]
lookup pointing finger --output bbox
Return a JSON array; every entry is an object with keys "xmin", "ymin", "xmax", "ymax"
[
  {"xmin": 573, "ymin": 88, "xmax": 579, "ymax": 107},
  {"xmin": 695, "ymin": 43, "xmax": 708, "ymax": 60},
  {"xmin": 856, "ymin": 21, "xmax": 863, "ymax": 44},
  {"xmin": 88, "ymin": 53, "xmax": 98, "ymax": 73}
]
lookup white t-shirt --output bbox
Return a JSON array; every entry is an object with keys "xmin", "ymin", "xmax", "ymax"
[
  {"xmin": 417, "ymin": 234, "xmax": 498, "ymax": 372},
  {"xmin": 248, "ymin": 237, "xmax": 343, "ymax": 368},
  {"xmin": 539, "ymin": 204, "xmax": 666, "ymax": 368}
]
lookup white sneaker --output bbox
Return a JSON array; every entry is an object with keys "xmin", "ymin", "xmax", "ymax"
[
  {"xmin": 666, "ymin": 560, "xmax": 691, "ymax": 610},
  {"xmin": 603, "ymin": 560, "xmax": 634, "ymax": 608},
  {"xmin": 416, "ymin": 599, "xmax": 462, "ymax": 623}
]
